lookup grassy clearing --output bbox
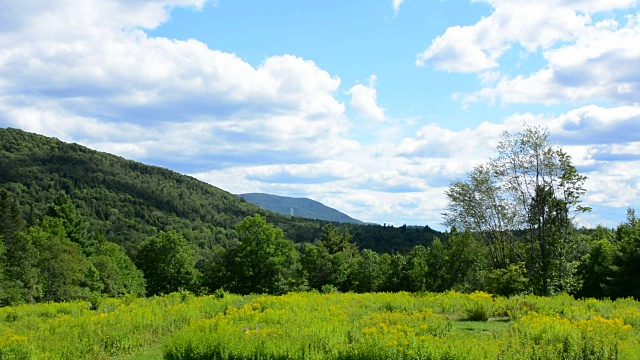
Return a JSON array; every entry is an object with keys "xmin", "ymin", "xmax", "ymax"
[{"xmin": 0, "ymin": 291, "xmax": 639, "ymax": 359}]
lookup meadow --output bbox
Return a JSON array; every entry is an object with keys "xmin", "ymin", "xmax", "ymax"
[{"xmin": 0, "ymin": 291, "xmax": 639, "ymax": 360}]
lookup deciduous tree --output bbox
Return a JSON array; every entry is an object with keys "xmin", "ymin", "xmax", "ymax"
[
  {"xmin": 136, "ymin": 231, "xmax": 201, "ymax": 296},
  {"xmin": 227, "ymin": 214, "xmax": 301, "ymax": 294},
  {"xmin": 443, "ymin": 126, "xmax": 589, "ymax": 295}
]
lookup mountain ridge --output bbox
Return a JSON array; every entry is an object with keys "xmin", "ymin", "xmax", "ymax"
[{"xmin": 239, "ymin": 193, "xmax": 364, "ymax": 224}]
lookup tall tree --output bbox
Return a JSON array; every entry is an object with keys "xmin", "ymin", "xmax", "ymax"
[
  {"xmin": 227, "ymin": 214, "xmax": 301, "ymax": 294},
  {"xmin": 301, "ymin": 243, "xmax": 334, "ymax": 291},
  {"xmin": 443, "ymin": 126, "xmax": 589, "ymax": 295},
  {"xmin": 91, "ymin": 235, "xmax": 146, "ymax": 297},
  {"xmin": 405, "ymin": 245, "xmax": 429, "ymax": 292},
  {"xmin": 0, "ymin": 190, "xmax": 40, "ymax": 304},
  {"xmin": 30, "ymin": 217, "xmax": 99, "ymax": 302},
  {"xmin": 352, "ymin": 249, "xmax": 384, "ymax": 292},
  {"xmin": 136, "ymin": 231, "xmax": 201, "ymax": 296},
  {"xmin": 0, "ymin": 189, "xmax": 24, "ymax": 249},
  {"xmin": 609, "ymin": 209, "xmax": 640, "ymax": 299},
  {"xmin": 576, "ymin": 226, "xmax": 616, "ymax": 299},
  {"xmin": 3, "ymin": 231, "xmax": 40, "ymax": 304},
  {"xmin": 318, "ymin": 224, "xmax": 356, "ymax": 255},
  {"xmin": 46, "ymin": 193, "xmax": 95, "ymax": 255}
]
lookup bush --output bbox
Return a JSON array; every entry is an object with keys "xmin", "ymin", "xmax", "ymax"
[{"xmin": 464, "ymin": 291, "xmax": 494, "ymax": 321}]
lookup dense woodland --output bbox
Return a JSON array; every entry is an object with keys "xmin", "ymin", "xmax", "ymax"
[
  {"xmin": 0, "ymin": 127, "xmax": 639, "ymax": 306},
  {"xmin": 0, "ymin": 128, "xmax": 438, "ymax": 253}
]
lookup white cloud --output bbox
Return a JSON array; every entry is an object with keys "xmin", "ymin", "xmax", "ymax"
[
  {"xmin": 0, "ymin": 0, "xmax": 355, "ymax": 169},
  {"xmin": 347, "ymin": 75, "xmax": 386, "ymax": 122},
  {"xmin": 464, "ymin": 14, "xmax": 640, "ymax": 105},
  {"xmin": 416, "ymin": 22, "xmax": 502, "ymax": 72},
  {"xmin": 1, "ymin": 0, "xmax": 639, "ymax": 230},
  {"xmin": 393, "ymin": 0, "xmax": 405, "ymax": 15},
  {"xmin": 417, "ymin": 0, "xmax": 636, "ymax": 73}
]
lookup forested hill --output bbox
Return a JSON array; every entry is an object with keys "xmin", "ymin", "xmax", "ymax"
[
  {"xmin": 0, "ymin": 128, "xmax": 441, "ymax": 252},
  {"xmin": 239, "ymin": 193, "xmax": 364, "ymax": 224}
]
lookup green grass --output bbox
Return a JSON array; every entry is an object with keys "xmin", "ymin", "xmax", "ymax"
[
  {"xmin": 454, "ymin": 320, "xmax": 510, "ymax": 334},
  {"xmin": 0, "ymin": 291, "xmax": 638, "ymax": 359},
  {"xmin": 113, "ymin": 344, "xmax": 163, "ymax": 360}
]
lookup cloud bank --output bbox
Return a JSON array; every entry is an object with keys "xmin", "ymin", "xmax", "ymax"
[{"xmin": 0, "ymin": 0, "xmax": 638, "ymax": 229}]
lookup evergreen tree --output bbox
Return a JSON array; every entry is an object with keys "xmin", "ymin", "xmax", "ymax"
[
  {"xmin": 0, "ymin": 189, "xmax": 24, "ymax": 248},
  {"xmin": 46, "ymin": 193, "xmax": 95, "ymax": 255},
  {"xmin": 3, "ymin": 231, "xmax": 40, "ymax": 304},
  {"xmin": 610, "ymin": 209, "xmax": 640, "ymax": 299},
  {"xmin": 318, "ymin": 224, "xmax": 357, "ymax": 255}
]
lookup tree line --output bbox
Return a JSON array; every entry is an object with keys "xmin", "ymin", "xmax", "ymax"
[
  {"xmin": 1, "ymin": 126, "xmax": 639, "ymax": 304},
  {"xmin": 1, "ymin": 187, "xmax": 640, "ymax": 304}
]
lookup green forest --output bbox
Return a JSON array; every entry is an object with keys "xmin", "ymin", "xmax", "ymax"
[{"xmin": 0, "ymin": 126, "xmax": 639, "ymax": 305}]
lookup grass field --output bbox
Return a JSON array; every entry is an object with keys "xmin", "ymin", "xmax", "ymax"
[{"xmin": 1, "ymin": 291, "xmax": 639, "ymax": 359}]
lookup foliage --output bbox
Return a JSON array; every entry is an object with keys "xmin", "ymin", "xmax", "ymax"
[
  {"xmin": 29, "ymin": 217, "xmax": 99, "ymax": 302},
  {"xmin": 352, "ymin": 249, "xmax": 384, "ymax": 292},
  {"xmin": 500, "ymin": 313, "xmax": 631, "ymax": 359},
  {"xmin": 46, "ymin": 194, "xmax": 94, "ymax": 255},
  {"xmin": 576, "ymin": 227, "xmax": 616, "ymax": 299},
  {"xmin": 610, "ymin": 209, "xmax": 640, "ymax": 299},
  {"xmin": 464, "ymin": 291, "xmax": 494, "ymax": 321},
  {"xmin": 487, "ymin": 262, "xmax": 530, "ymax": 297},
  {"xmin": 0, "ymin": 190, "xmax": 40, "ymax": 305},
  {"xmin": 135, "ymin": 231, "xmax": 201, "ymax": 296},
  {"xmin": 301, "ymin": 224, "xmax": 360, "ymax": 292},
  {"xmin": 90, "ymin": 236, "xmax": 146, "ymax": 297},
  {"xmin": 163, "ymin": 291, "xmax": 640, "ymax": 360},
  {"xmin": 0, "ymin": 292, "xmax": 244, "ymax": 359},
  {"xmin": 443, "ymin": 126, "xmax": 589, "ymax": 296},
  {"xmin": 4, "ymin": 127, "xmax": 640, "ymax": 301},
  {"xmin": 226, "ymin": 214, "xmax": 302, "ymax": 295},
  {"xmin": 0, "ymin": 127, "xmax": 440, "ymax": 254},
  {"xmin": 0, "ymin": 291, "xmax": 639, "ymax": 359}
]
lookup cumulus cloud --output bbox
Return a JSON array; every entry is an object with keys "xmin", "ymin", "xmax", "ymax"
[
  {"xmin": 2, "ymin": 0, "xmax": 638, "ymax": 229},
  {"xmin": 347, "ymin": 75, "xmax": 386, "ymax": 122},
  {"xmin": 0, "ymin": 0, "xmax": 412, "ymax": 225},
  {"xmin": 417, "ymin": 0, "xmax": 636, "ymax": 73},
  {"xmin": 464, "ymin": 15, "xmax": 640, "ymax": 105},
  {"xmin": 0, "ymin": 0, "xmax": 355, "ymax": 171}
]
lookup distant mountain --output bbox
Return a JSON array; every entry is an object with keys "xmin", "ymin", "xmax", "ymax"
[{"xmin": 239, "ymin": 193, "xmax": 364, "ymax": 224}]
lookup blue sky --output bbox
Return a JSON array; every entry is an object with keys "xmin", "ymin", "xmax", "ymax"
[{"xmin": 1, "ymin": 0, "xmax": 639, "ymax": 230}]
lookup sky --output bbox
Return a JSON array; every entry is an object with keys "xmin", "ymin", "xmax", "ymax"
[{"xmin": 0, "ymin": 0, "xmax": 639, "ymax": 230}]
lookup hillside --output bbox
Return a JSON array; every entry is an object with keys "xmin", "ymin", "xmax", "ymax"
[
  {"xmin": 239, "ymin": 193, "xmax": 364, "ymax": 224},
  {"xmin": 0, "ymin": 128, "xmax": 441, "ymax": 252}
]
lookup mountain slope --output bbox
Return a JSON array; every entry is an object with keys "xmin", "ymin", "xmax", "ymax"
[
  {"xmin": 0, "ymin": 128, "xmax": 325, "ymax": 248},
  {"xmin": 239, "ymin": 193, "xmax": 364, "ymax": 224},
  {"xmin": 0, "ymin": 128, "xmax": 441, "ymax": 252}
]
